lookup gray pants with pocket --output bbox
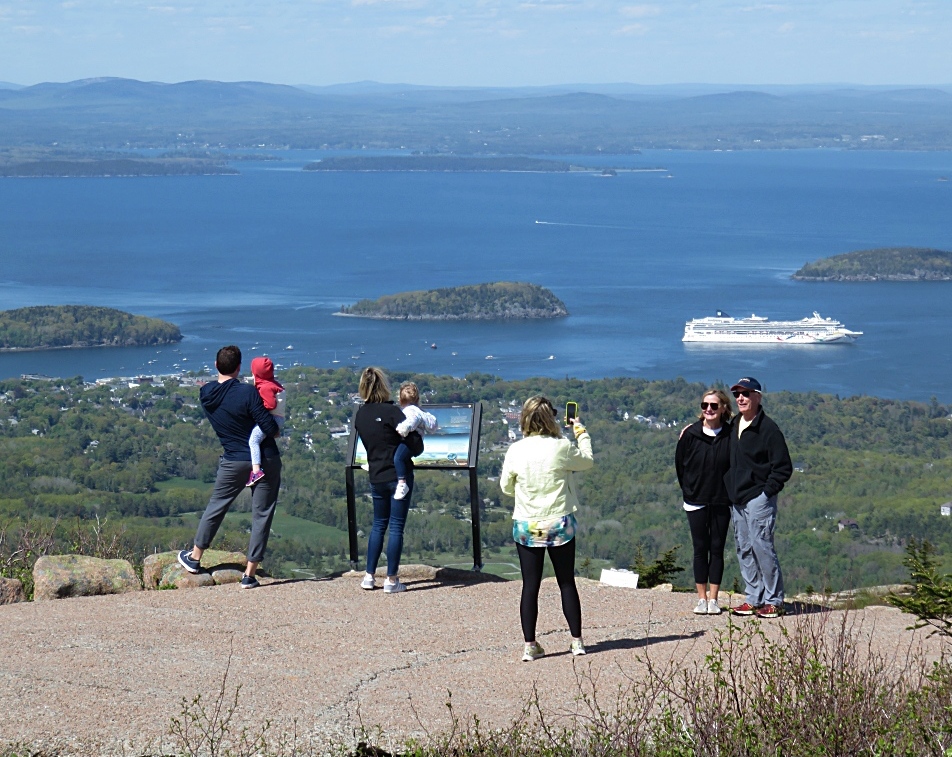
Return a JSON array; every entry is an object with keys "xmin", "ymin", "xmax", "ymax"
[
  {"xmin": 732, "ymin": 493, "xmax": 783, "ymax": 607},
  {"xmin": 194, "ymin": 455, "xmax": 282, "ymax": 564}
]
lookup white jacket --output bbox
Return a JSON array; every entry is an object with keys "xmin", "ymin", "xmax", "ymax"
[{"xmin": 500, "ymin": 431, "xmax": 593, "ymax": 521}]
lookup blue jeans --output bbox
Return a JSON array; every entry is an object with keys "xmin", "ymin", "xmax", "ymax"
[
  {"xmin": 393, "ymin": 442, "xmax": 412, "ymax": 480},
  {"xmin": 366, "ymin": 475, "xmax": 413, "ymax": 577}
]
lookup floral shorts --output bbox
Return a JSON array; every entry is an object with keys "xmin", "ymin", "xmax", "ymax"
[{"xmin": 513, "ymin": 513, "xmax": 577, "ymax": 548}]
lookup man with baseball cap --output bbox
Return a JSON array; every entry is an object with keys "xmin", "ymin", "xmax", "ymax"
[{"xmin": 724, "ymin": 377, "xmax": 792, "ymax": 618}]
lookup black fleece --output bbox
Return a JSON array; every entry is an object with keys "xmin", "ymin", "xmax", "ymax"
[
  {"xmin": 724, "ymin": 409, "xmax": 792, "ymax": 505},
  {"xmin": 355, "ymin": 402, "xmax": 424, "ymax": 484},
  {"xmin": 675, "ymin": 421, "xmax": 732, "ymax": 506},
  {"xmin": 200, "ymin": 378, "xmax": 280, "ymax": 462}
]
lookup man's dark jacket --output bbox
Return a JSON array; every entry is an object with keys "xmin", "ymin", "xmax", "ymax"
[
  {"xmin": 675, "ymin": 421, "xmax": 732, "ymax": 506},
  {"xmin": 200, "ymin": 378, "xmax": 280, "ymax": 462},
  {"xmin": 724, "ymin": 409, "xmax": 792, "ymax": 506}
]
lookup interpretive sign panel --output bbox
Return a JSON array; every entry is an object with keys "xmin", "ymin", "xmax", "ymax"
[{"xmin": 350, "ymin": 405, "xmax": 478, "ymax": 469}]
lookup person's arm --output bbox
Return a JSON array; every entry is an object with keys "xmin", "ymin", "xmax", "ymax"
[
  {"xmin": 500, "ymin": 449, "xmax": 518, "ymax": 497},
  {"xmin": 249, "ymin": 390, "xmax": 279, "ymax": 438},
  {"xmin": 563, "ymin": 420, "xmax": 594, "ymax": 472},
  {"xmin": 675, "ymin": 432, "xmax": 687, "ymax": 487},
  {"xmin": 420, "ymin": 410, "xmax": 438, "ymax": 431},
  {"xmin": 763, "ymin": 427, "xmax": 793, "ymax": 498}
]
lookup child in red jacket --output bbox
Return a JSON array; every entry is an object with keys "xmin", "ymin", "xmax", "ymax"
[{"xmin": 247, "ymin": 356, "xmax": 285, "ymax": 486}]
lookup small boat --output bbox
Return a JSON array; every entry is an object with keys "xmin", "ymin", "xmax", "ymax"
[
  {"xmin": 285, "ymin": 345, "xmax": 294, "ymax": 350},
  {"xmin": 485, "ymin": 355, "xmax": 495, "ymax": 360},
  {"xmin": 547, "ymin": 355, "xmax": 555, "ymax": 360},
  {"xmin": 430, "ymin": 343, "xmax": 437, "ymax": 349}
]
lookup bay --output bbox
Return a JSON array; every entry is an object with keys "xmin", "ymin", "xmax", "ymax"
[{"xmin": 1, "ymin": 149, "xmax": 951, "ymax": 402}]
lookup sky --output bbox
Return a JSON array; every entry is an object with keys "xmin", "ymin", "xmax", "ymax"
[{"xmin": 1, "ymin": 0, "xmax": 950, "ymax": 88}]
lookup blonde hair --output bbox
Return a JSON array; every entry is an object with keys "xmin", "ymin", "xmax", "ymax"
[
  {"xmin": 399, "ymin": 381, "xmax": 420, "ymax": 406},
  {"xmin": 697, "ymin": 387, "xmax": 734, "ymax": 425},
  {"xmin": 520, "ymin": 396, "xmax": 562, "ymax": 438},
  {"xmin": 359, "ymin": 367, "xmax": 392, "ymax": 404}
]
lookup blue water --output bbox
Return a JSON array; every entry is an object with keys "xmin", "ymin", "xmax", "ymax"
[{"xmin": 2, "ymin": 150, "xmax": 951, "ymax": 402}]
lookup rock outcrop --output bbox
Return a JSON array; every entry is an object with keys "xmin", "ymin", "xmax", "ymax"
[
  {"xmin": 32, "ymin": 555, "xmax": 141, "ymax": 601},
  {"xmin": 142, "ymin": 550, "xmax": 248, "ymax": 590},
  {"xmin": 0, "ymin": 576, "xmax": 25, "ymax": 604}
]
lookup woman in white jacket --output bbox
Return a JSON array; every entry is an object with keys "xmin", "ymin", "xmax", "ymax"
[{"xmin": 500, "ymin": 396, "xmax": 594, "ymax": 661}]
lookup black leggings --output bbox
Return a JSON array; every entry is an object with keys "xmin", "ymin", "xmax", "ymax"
[
  {"xmin": 685, "ymin": 505, "xmax": 732, "ymax": 585},
  {"xmin": 516, "ymin": 539, "xmax": 582, "ymax": 642}
]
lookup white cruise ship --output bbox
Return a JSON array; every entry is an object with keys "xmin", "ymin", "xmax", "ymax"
[{"xmin": 683, "ymin": 311, "xmax": 863, "ymax": 344}]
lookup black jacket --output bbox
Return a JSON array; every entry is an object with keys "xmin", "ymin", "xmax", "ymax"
[
  {"xmin": 724, "ymin": 409, "xmax": 792, "ymax": 506},
  {"xmin": 355, "ymin": 402, "xmax": 424, "ymax": 484},
  {"xmin": 675, "ymin": 421, "xmax": 732, "ymax": 506},
  {"xmin": 200, "ymin": 378, "xmax": 280, "ymax": 462}
]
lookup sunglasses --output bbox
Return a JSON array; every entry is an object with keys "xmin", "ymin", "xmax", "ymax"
[
  {"xmin": 732, "ymin": 390, "xmax": 752, "ymax": 398},
  {"xmin": 700, "ymin": 402, "xmax": 720, "ymax": 410}
]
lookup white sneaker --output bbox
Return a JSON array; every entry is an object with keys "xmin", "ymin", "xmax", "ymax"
[
  {"xmin": 383, "ymin": 579, "xmax": 406, "ymax": 594},
  {"xmin": 361, "ymin": 573, "xmax": 376, "ymax": 590},
  {"xmin": 394, "ymin": 481, "xmax": 410, "ymax": 500},
  {"xmin": 570, "ymin": 638, "xmax": 586, "ymax": 656},
  {"xmin": 694, "ymin": 598, "xmax": 708, "ymax": 615},
  {"xmin": 707, "ymin": 599, "xmax": 722, "ymax": 615}
]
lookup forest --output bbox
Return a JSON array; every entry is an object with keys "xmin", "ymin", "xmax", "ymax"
[
  {"xmin": 339, "ymin": 282, "xmax": 569, "ymax": 320},
  {"xmin": 2, "ymin": 367, "xmax": 951, "ymax": 594},
  {"xmin": 0, "ymin": 305, "xmax": 182, "ymax": 350},
  {"xmin": 792, "ymin": 247, "xmax": 952, "ymax": 281}
]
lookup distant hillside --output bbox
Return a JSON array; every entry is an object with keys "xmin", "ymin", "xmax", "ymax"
[
  {"xmin": 0, "ymin": 158, "xmax": 238, "ymax": 178},
  {"xmin": 0, "ymin": 306, "xmax": 182, "ymax": 350},
  {"xmin": 792, "ymin": 247, "xmax": 952, "ymax": 281},
  {"xmin": 304, "ymin": 156, "xmax": 575, "ymax": 172},
  {"xmin": 337, "ymin": 282, "xmax": 569, "ymax": 320},
  {"xmin": 2, "ymin": 78, "xmax": 952, "ymax": 152}
]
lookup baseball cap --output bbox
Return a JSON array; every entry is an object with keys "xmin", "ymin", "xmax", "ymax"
[{"xmin": 730, "ymin": 377, "xmax": 763, "ymax": 393}]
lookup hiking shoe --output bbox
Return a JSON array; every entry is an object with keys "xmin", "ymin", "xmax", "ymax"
[
  {"xmin": 383, "ymin": 579, "xmax": 406, "ymax": 594},
  {"xmin": 707, "ymin": 599, "xmax": 722, "ymax": 615},
  {"xmin": 522, "ymin": 642, "xmax": 545, "ymax": 662},
  {"xmin": 694, "ymin": 598, "xmax": 709, "ymax": 615},
  {"xmin": 239, "ymin": 574, "xmax": 260, "ymax": 589},
  {"xmin": 246, "ymin": 470, "xmax": 265, "ymax": 487},
  {"xmin": 361, "ymin": 573, "xmax": 376, "ymax": 590},
  {"xmin": 756, "ymin": 604, "xmax": 784, "ymax": 618},
  {"xmin": 394, "ymin": 481, "xmax": 410, "ymax": 500},
  {"xmin": 732, "ymin": 602, "xmax": 761, "ymax": 616},
  {"xmin": 570, "ymin": 639, "xmax": 586, "ymax": 656},
  {"xmin": 177, "ymin": 549, "xmax": 201, "ymax": 574}
]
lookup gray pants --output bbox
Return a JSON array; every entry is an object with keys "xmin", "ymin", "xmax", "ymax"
[
  {"xmin": 194, "ymin": 456, "xmax": 282, "ymax": 564},
  {"xmin": 732, "ymin": 493, "xmax": 784, "ymax": 607}
]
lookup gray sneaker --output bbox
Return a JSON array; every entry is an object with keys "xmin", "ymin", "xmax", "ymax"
[
  {"xmin": 361, "ymin": 574, "xmax": 376, "ymax": 590},
  {"xmin": 383, "ymin": 579, "xmax": 406, "ymax": 594}
]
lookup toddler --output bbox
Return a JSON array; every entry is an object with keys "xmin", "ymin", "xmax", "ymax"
[
  {"xmin": 247, "ymin": 356, "xmax": 285, "ymax": 487},
  {"xmin": 393, "ymin": 381, "xmax": 437, "ymax": 499}
]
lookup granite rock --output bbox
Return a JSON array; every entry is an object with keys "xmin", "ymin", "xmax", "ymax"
[{"xmin": 32, "ymin": 555, "xmax": 141, "ymax": 601}]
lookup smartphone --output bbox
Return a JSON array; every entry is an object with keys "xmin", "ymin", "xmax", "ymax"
[{"xmin": 564, "ymin": 401, "xmax": 578, "ymax": 425}]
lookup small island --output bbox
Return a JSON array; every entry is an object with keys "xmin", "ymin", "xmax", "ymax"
[
  {"xmin": 336, "ymin": 282, "xmax": 569, "ymax": 320},
  {"xmin": 792, "ymin": 247, "xmax": 952, "ymax": 281},
  {"xmin": 0, "ymin": 306, "xmax": 182, "ymax": 351},
  {"xmin": 305, "ymin": 156, "xmax": 578, "ymax": 172}
]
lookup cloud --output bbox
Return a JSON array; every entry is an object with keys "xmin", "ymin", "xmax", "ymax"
[
  {"xmin": 619, "ymin": 4, "xmax": 661, "ymax": 19},
  {"xmin": 613, "ymin": 22, "xmax": 648, "ymax": 36},
  {"xmin": 352, "ymin": 0, "xmax": 428, "ymax": 7},
  {"xmin": 736, "ymin": 3, "xmax": 788, "ymax": 11}
]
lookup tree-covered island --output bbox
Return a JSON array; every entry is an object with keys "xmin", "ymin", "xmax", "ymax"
[
  {"xmin": 337, "ymin": 282, "xmax": 569, "ymax": 320},
  {"xmin": 792, "ymin": 247, "xmax": 952, "ymax": 281},
  {"xmin": 304, "ymin": 155, "xmax": 641, "ymax": 172},
  {"xmin": 0, "ymin": 306, "xmax": 182, "ymax": 351}
]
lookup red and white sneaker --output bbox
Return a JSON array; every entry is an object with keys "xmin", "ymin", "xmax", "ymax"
[{"xmin": 732, "ymin": 602, "xmax": 761, "ymax": 616}]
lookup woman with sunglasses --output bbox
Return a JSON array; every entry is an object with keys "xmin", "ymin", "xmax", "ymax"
[
  {"xmin": 500, "ymin": 396, "xmax": 594, "ymax": 661},
  {"xmin": 675, "ymin": 388, "xmax": 734, "ymax": 615}
]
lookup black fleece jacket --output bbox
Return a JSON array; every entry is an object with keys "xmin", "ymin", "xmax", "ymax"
[
  {"xmin": 355, "ymin": 402, "xmax": 424, "ymax": 485},
  {"xmin": 200, "ymin": 378, "xmax": 280, "ymax": 462},
  {"xmin": 675, "ymin": 420, "xmax": 732, "ymax": 506},
  {"xmin": 724, "ymin": 409, "xmax": 792, "ymax": 505}
]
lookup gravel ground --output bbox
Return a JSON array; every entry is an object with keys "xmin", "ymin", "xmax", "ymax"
[{"xmin": 0, "ymin": 566, "xmax": 941, "ymax": 755}]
